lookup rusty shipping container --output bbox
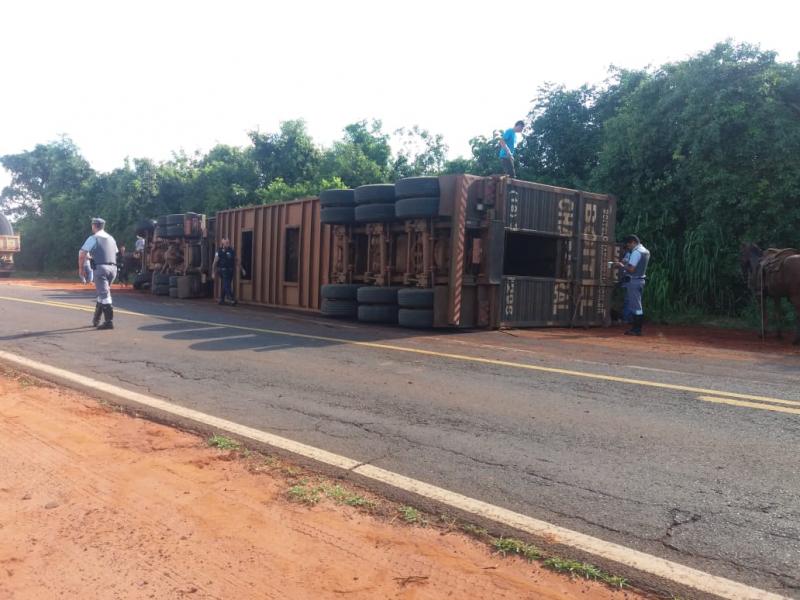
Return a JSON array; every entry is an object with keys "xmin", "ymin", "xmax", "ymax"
[
  {"xmin": 215, "ymin": 197, "xmax": 333, "ymax": 311},
  {"xmin": 215, "ymin": 175, "xmax": 616, "ymax": 328}
]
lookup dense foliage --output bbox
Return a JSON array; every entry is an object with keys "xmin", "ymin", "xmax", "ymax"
[{"xmin": 3, "ymin": 42, "xmax": 799, "ymax": 318}]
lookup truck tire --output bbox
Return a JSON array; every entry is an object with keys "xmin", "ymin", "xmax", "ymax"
[
  {"xmin": 398, "ymin": 308, "xmax": 434, "ymax": 329},
  {"xmin": 321, "ymin": 298, "xmax": 358, "ymax": 318},
  {"xmin": 132, "ymin": 272, "xmax": 151, "ymax": 290},
  {"xmin": 321, "ymin": 207, "xmax": 355, "ymax": 224},
  {"xmin": 321, "ymin": 283, "xmax": 362, "ymax": 300},
  {"xmin": 357, "ymin": 286, "xmax": 402, "ymax": 304},
  {"xmin": 153, "ymin": 273, "xmax": 171, "ymax": 286},
  {"xmin": 320, "ymin": 189, "xmax": 355, "ymax": 208},
  {"xmin": 357, "ymin": 304, "xmax": 398, "ymax": 324},
  {"xmin": 165, "ymin": 224, "xmax": 183, "ymax": 237},
  {"xmin": 397, "ymin": 287, "xmax": 435, "ymax": 308},
  {"xmin": 355, "ymin": 203, "xmax": 396, "ymax": 223},
  {"xmin": 395, "ymin": 177, "xmax": 440, "ymax": 200},
  {"xmin": 135, "ymin": 219, "xmax": 156, "ymax": 237},
  {"xmin": 354, "ymin": 184, "xmax": 396, "ymax": 205},
  {"xmin": 395, "ymin": 196, "xmax": 441, "ymax": 219},
  {"xmin": 165, "ymin": 213, "xmax": 184, "ymax": 225},
  {"xmin": 169, "ymin": 287, "xmax": 179, "ymax": 298}
]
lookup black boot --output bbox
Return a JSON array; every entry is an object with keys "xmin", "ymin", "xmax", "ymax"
[
  {"xmin": 92, "ymin": 303, "xmax": 103, "ymax": 327},
  {"xmin": 97, "ymin": 305, "xmax": 114, "ymax": 330},
  {"xmin": 625, "ymin": 315, "xmax": 643, "ymax": 336}
]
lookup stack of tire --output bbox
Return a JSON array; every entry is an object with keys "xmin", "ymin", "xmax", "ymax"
[
  {"xmin": 356, "ymin": 286, "xmax": 401, "ymax": 324},
  {"xmin": 397, "ymin": 288, "xmax": 435, "ymax": 328},
  {"xmin": 155, "ymin": 214, "xmax": 186, "ymax": 238},
  {"xmin": 320, "ymin": 283, "xmax": 360, "ymax": 318},
  {"xmin": 320, "ymin": 189, "xmax": 355, "ymax": 225},
  {"xmin": 394, "ymin": 177, "xmax": 441, "ymax": 219},
  {"xmin": 168, "ymin": 275, "xmax": 179, "ymax": 298},
  {"xmin": 354, "ymin": 184, "xmax": 397, "ymax": 223},
  {"xmin": 151, "ymin": 272, "xmax": 171, "ymax": 296}
]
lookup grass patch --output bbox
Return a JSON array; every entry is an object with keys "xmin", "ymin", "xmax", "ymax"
[
  {"xmin": 321, "ymin": 484, "xmax": 375, "ymax": 509},
  {"xmin": 287, "ymin": 483, "xmax": 322, "ymax": 505},
  {"xmin": 460, "ymin": 523, "xmax": 489, "ymax": 539},
  {"xmin": 207, "ymin": 434, "xmax": 240, "ymax": 451},
  {"xmin": 542, "ymin": 557, "xmax": 627, "ymax": 587},
  {"xmin": 492, "ymin": 537, "xmax": 542, "ymax": 561},
  {"xmin": 398, "ymin": 506, "xmax": 424, "ymax": 525},
  {"xmin": 286, "ymin": 481, "xmax": 376, "ymax": 510}
]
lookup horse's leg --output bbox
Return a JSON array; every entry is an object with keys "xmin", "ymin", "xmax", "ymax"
[
  {"xmin": 774, "ymin": 296, "xmax": 783, "ymax": 339},
  {"xmin": 791, "ymin": 295, "xmax": 800, "ymax": 345}
]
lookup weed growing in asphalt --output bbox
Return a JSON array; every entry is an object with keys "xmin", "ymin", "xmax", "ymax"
[
  {"xmin": 492, "ymin": 537, "xmax": 542, "ymax": 561},
  {"xmin": 542, "ymin": 557, "xmax": 627, "ymax": 587},
  {"xmin": 398, "ymin": 506, "xmax": 423, "ymax": 524},
  {"xmin": 208, "ymin": 434, "xmax": 240, "ymax": 451}
]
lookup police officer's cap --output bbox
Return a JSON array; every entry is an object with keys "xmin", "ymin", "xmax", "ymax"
[
  {"xmin": 624, "ymin": 234, "xmax": 640, "ymax": 245},
  {"xmin": 91, "ymin": 217, "xmax": 106, "ymax": 226}
]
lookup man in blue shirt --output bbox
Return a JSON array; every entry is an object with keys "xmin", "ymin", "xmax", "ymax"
[
  {"xmin": 498, "ymin": 120, "xmax": 525, "ymax": 177},
  {"xmin": 612, "ymin": 234, "xmax": 650, "ymax": 336},
  {"xmin": 78, "ymin": 217, "xmax": 119, "ymax": 329}
]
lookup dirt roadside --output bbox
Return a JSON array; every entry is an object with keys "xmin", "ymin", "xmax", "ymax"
[{"xmin": 0, "ymin": 369, "xmax": 647, "ymax": 600}]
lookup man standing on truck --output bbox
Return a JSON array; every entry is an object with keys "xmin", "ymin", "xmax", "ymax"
[
  {"xmin": 612, "ymin": 234, "xmax": 650, "ymax": 336},
  {"xmin": 498, "ymin": 120, "xmax": 525, "ymax": 177},
  {"xmin": 78, "ymin": 217, "xmax": 118, "ymax": 330},
  {"xmin": 212, "ymin": 237, "xmax": 238, "ymax": 306}
]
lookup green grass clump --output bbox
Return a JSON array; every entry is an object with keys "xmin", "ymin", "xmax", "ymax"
[
  {"xmin": 398, "ymin": 506, "xmax": 423, "ymax": 524},
  {"xmin": 208, "ymin": 434, "xmax": 240, "ymax": 451},
  {"xmin": 542, "ymin": 557, "xmax": 627, "ymax": 587},
  {"xmin": 492, "ymin": 537, "xmax": 542, "ymax": 561},
  {"xmin": 287, "ymin": 483, "xmax": 322, "ymax": 505}
]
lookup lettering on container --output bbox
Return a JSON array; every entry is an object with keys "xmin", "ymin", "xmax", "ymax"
[
  {"xmin": 507, "ymin": 189, "xmax": 520, "ymax": 230},
  {"xmin": 504, "ymin": 278, "xmax": 516, "ymax": 318},
  {"xmin": 557, "ymin": 197, "xmax": 574, "ymax": 236},
  {"xmin": 583, "ymin": 202, "xmax": 597, "ymax": 238},
  {"xmin": 552, "ymin": 281, "xmax": 570, "ymax": 316}
]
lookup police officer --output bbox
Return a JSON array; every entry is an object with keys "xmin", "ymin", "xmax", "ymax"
[
  {"xmin": 612, "ymin": 234, "xmax": 650, "ymax": 336},
  {"xmin": 212, "ymin": 237, "xmax": 238, "ymax": 306},
  {"xmin": 78, "ymin": 217, "xmax": 119, "ymax": 329}
]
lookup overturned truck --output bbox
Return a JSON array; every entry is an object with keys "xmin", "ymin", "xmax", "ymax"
[{"xmin": 211, "ymin": 175, "xmax": 617, "ymax": 329}]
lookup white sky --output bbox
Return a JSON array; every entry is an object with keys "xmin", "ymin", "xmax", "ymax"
[{"xmin": 1, "ymin": 0, "xmax": 798, "ymax": 191}]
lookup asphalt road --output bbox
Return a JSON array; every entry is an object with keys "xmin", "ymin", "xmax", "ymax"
[{"xmin": 1, "ymin": 283, "xmax": 799, "ymax": 596}]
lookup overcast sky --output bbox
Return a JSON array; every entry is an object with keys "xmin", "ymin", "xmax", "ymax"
[{"xmin": 1, "ymin": 0, "xmax": 798, "ymax": 190}]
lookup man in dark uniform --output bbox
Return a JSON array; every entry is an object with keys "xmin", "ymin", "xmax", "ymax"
[
  {"xmin": 116, "ymin": 244, "xmax": 129, "ymax": 286},
  {"xmin": 78, "ymin": 217, "xmax": 118, "ymax": 329},
  {"xmin": 612, "ymin": 234, "xmax": 650, "ymax": 336},
  {"xmin": 212, "ymin": 237, "xmax": 238, "ymax": 306}
]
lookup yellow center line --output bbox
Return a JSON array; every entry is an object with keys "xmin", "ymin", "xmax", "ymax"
[
  {"xmin": 698, "ymin": 396, "xmax": 800, "ymax": 416},
  {"xmin": 1, "ymin": 293, "xmax": 796, "ymax": 407}
]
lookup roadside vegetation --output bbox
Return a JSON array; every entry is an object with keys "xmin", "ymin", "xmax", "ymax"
[
  {"xmin": 205, "ymin": 432, "xmax": 632, "ymax": 592},
  {"xmin": 3, "ymin": 41, "xmax": 799, "ymax": 323}
]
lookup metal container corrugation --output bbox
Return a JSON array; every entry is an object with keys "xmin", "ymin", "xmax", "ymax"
[{"xmin": 215, "ymin": 198, "xmax": 332, "ymax": 311}]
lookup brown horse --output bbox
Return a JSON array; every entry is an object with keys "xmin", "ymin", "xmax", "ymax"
[{"xmin": 740, "ymin": 243, "xmax": 800, "ymax": 344}]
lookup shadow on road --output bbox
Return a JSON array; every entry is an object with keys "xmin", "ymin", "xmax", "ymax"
[{"xmin": 0, "ymin": 326, "xmax": 97, "ymax": 341}]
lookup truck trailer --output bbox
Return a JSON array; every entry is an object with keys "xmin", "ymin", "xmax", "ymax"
[
  {"xmin": 0, "ymin": 213, "xmax": 21, "ymax": 278},
  {"xmin": 208, "ymin": 175, "xmax": 617, "ymax": 329}
]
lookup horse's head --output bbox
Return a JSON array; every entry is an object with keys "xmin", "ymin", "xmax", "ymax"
[{"xmin": 740, "ymin": 243, "xmax": 763, "ymax": 285}]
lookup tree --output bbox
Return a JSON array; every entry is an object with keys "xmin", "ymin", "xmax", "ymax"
[
  {"xmin": 320, "ymin": 120, "xmax": 393, "ymax": 187},
  {"xmin": 391, "ymin": 126, "xmax": 448, "ymax": 178},
  {"xmin": 249, "ymin": 120, "xmax": 321, "ymax": 186}
]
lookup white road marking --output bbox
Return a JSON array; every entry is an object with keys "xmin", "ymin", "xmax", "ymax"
[{"xmin": 0, "ymin": 349, "xmax": 788, "ymax": 600}]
